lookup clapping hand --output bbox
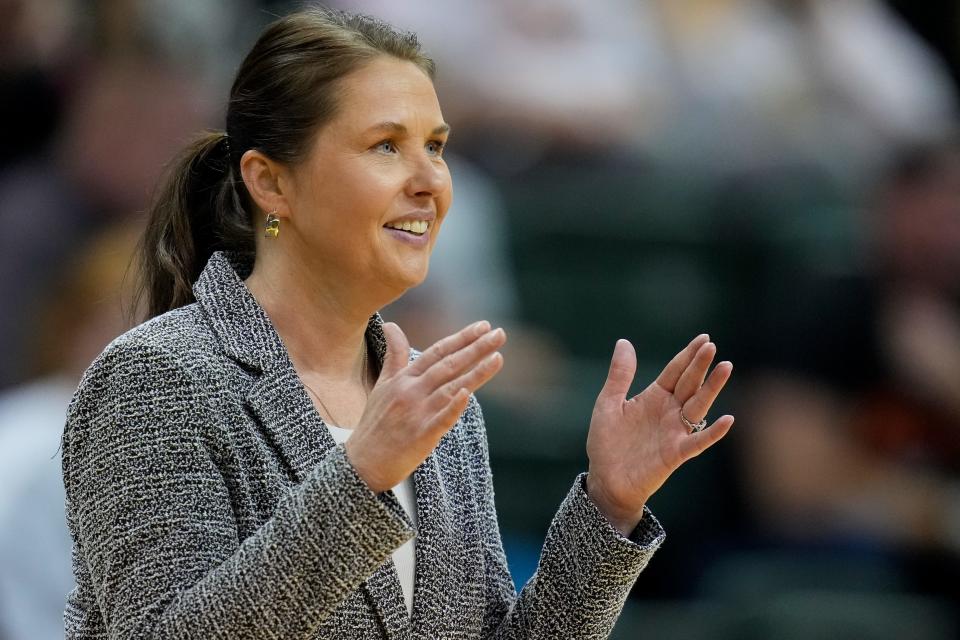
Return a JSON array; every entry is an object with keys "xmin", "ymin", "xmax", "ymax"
[
  {"xmin": 346, "ymin": 321, "xmax": 506, "ymax": 493},
  {"xmin": 585, "ymin": 335, "xmax": 734, "ymax": 536}
]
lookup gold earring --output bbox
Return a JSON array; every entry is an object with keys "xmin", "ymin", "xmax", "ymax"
[{"xmin": 264, "ymin": 211, "xmax": 280, "ymax": 238}]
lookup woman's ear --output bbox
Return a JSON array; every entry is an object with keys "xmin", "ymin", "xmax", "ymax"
[{"xmin": 239, "ymin": 149, "xmax": 290, "ymax": 218}]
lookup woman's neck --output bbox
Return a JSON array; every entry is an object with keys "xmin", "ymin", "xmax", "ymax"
[{"xmin": 243, "ymin": 254, "xmax": 383, "ymax": 382}]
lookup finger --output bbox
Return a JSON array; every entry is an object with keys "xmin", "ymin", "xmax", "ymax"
[
  {"xmin": 420, "ymin": 327, "xmax": 506, "ymax": 391},
  {"xmin": 430, "ymin": 351, "xmax": 504, "ymax": 409},
  {"xmin": 423, "ymin": 387, "xmax": 472, "ymax": 436},
  {"xmin": 681, "ymin": 361, "xmax": 733, "ymax": 422},
  {"xmin": 380, "ymin": 322, "xmax": 411, "ymax": 379},
  {"xmin": 678, "ymin": 415, "xmax": 734, "ymax": 462},
  {"xmin": 655, "ymin": 334, "xmax": 710, "ymax": 393},
  {"xmin": 674, "ymin": 342, "xmax": 716, "ymax": 404},
  {"xmin": 408, "ymin": 320, "xmax": 491, "ymax": 376},
  {"xmin": 598, "ymin": 339, "xmax": 637, "ymax": 407}
]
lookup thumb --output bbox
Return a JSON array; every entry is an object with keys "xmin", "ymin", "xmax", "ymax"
[
  {"xmin": 599, "ymin": 339, "xmax": 636, "ymax": 407},
  {"xmin": 380, "ymin": 322, "xmax": 410, "ymax": 379}
]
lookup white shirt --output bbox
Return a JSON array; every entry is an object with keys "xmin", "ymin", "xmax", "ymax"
[{"xmin": 325, "ymin": 424, "xmax": 417, "ymax": 617}]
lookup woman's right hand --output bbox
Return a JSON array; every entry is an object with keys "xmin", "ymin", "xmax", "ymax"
[{"xmin": 345, "ymin": 320, "xmax": 506, "ymax": 493}]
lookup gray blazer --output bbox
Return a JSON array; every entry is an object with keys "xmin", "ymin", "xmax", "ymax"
[{"xmin": 61, "ymin": 250, "xmax": 665, "ymax": 639}]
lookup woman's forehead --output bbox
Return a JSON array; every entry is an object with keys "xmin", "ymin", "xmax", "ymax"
[{"xmin": 334, "ymin": 57, "xmax": 445, "ymax": 132}]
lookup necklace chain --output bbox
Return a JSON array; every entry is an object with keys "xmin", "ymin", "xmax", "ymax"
[{"xmin": 301, "ymin": 340, "xmax": 370, "ymax": 427}]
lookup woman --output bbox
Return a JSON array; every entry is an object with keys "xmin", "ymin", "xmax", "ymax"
[{"xmin": 61, "ymin": 6, "xmax": 734, "ymax": 639}]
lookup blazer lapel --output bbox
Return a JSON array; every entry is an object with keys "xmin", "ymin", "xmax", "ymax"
[
  {"xmin": 243, "ymin": 366, "xmax": 330, "ymax": 482},
  {"xmin": 193, "ymin": 251, "xmax": 327, "ymax": 481},
  {"xmin": 193, "ymin": 251, "xmax": 412, "ymax": 638},
  {"xmin": 363, "ymin": 562, "xmax": 412, "ymax": 640}
]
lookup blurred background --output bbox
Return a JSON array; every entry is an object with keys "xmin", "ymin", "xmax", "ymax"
[{"xmin": 1, "ymin": 0, "xmax": 959, "ymax": 638}]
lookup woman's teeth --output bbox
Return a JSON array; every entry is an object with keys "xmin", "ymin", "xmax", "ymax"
[{"xmin": 384, "ymin": 220, "xmax": 429, "ymax": 235}]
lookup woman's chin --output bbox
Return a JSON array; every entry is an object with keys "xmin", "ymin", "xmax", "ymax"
[
  {"xmin": 381, "ymin": 260, "xmax": 430, "ymax": 295},
  {"xmin": 400, "ymin": 268, "xmax": 429, "ymax": 291}
]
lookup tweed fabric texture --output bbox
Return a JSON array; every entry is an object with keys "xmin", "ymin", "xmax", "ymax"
[{"xmin": 61, "ymin": 250, "xmax": 666, "ymax": 639}]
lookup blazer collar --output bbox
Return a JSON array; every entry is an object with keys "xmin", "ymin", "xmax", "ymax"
[{"xmin": 191, "ymin": 250, "xmax": 388, "ymax": 374}]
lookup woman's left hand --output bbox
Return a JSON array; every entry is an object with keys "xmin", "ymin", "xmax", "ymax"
[{"xmin": 585, "ymin": 335, "xmax": 734, "ymax": 536}]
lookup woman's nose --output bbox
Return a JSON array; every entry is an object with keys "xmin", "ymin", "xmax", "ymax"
[{"xmin": 406, "ymin": 153, "xmax": 449, "ymax": 198}]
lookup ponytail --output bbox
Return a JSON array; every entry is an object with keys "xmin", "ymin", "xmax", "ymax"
[{"xmin": 134, "ymin": 131, "xmax": 254, "ymax": 321}]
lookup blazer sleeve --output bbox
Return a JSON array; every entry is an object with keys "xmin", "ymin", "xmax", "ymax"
[
  {"xmin": 467, "ymin": 398, "xmax": 666, "ymax": 640},
  {"xmin": 61, "ymin": 343, "xmax": 415, "ymax": 640}
]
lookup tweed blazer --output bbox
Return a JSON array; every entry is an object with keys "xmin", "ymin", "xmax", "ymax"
[{"xmin": 61, "ymin": 250, "xmax": 666, "ymax": 639}]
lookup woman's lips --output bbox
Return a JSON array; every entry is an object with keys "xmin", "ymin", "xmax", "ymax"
[{"xmin": 383, "ymin": 226, "xmax": 430, "ymax": 247}]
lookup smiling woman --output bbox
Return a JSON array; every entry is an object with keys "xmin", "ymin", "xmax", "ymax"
[
  {"xmin": 60, "ymin": 5, "xmax": 734, "ymax": 640},
  {"xmin": 242, "ymin": 56, "xmax": 453, "ymax": 328}
]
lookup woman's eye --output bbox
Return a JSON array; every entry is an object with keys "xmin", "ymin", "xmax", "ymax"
[
  {"xmin": 375, "ymin": 140, "xmax": 397, "ymax": 154},
  {"xmin": 426, "ymin": 140, "xmax": 445, "ymax": 156}
]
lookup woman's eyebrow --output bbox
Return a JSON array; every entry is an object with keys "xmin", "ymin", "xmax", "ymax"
[{"xmin": 365, "ymin": 121, "xmax": 451, "ymax": 136}]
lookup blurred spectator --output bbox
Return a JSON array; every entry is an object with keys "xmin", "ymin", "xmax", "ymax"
[
  {"xmin": 0, "ymin": 0, "xmax": 85, "ymax": 390},
  {"xmin": 887, "ymin": 1, "xmax": 960, "ymax": 91},
  {"xmin": 738, "ymin": 140, "xmax": 960, "ymax": 600},
  {"xmin": 337, "ymin": 0, "xmax": 956, "ymax": 180},
  {"xmin": 0, "ymin": 222, "xmax": 140, "ymax": 640},
  {"xmin": 0, "ymin": 0, "xmax": 255, "ymax": 390},
  {"xmin": 644, "ymin": 0, "xmax": 957, "ymax": 176}
]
